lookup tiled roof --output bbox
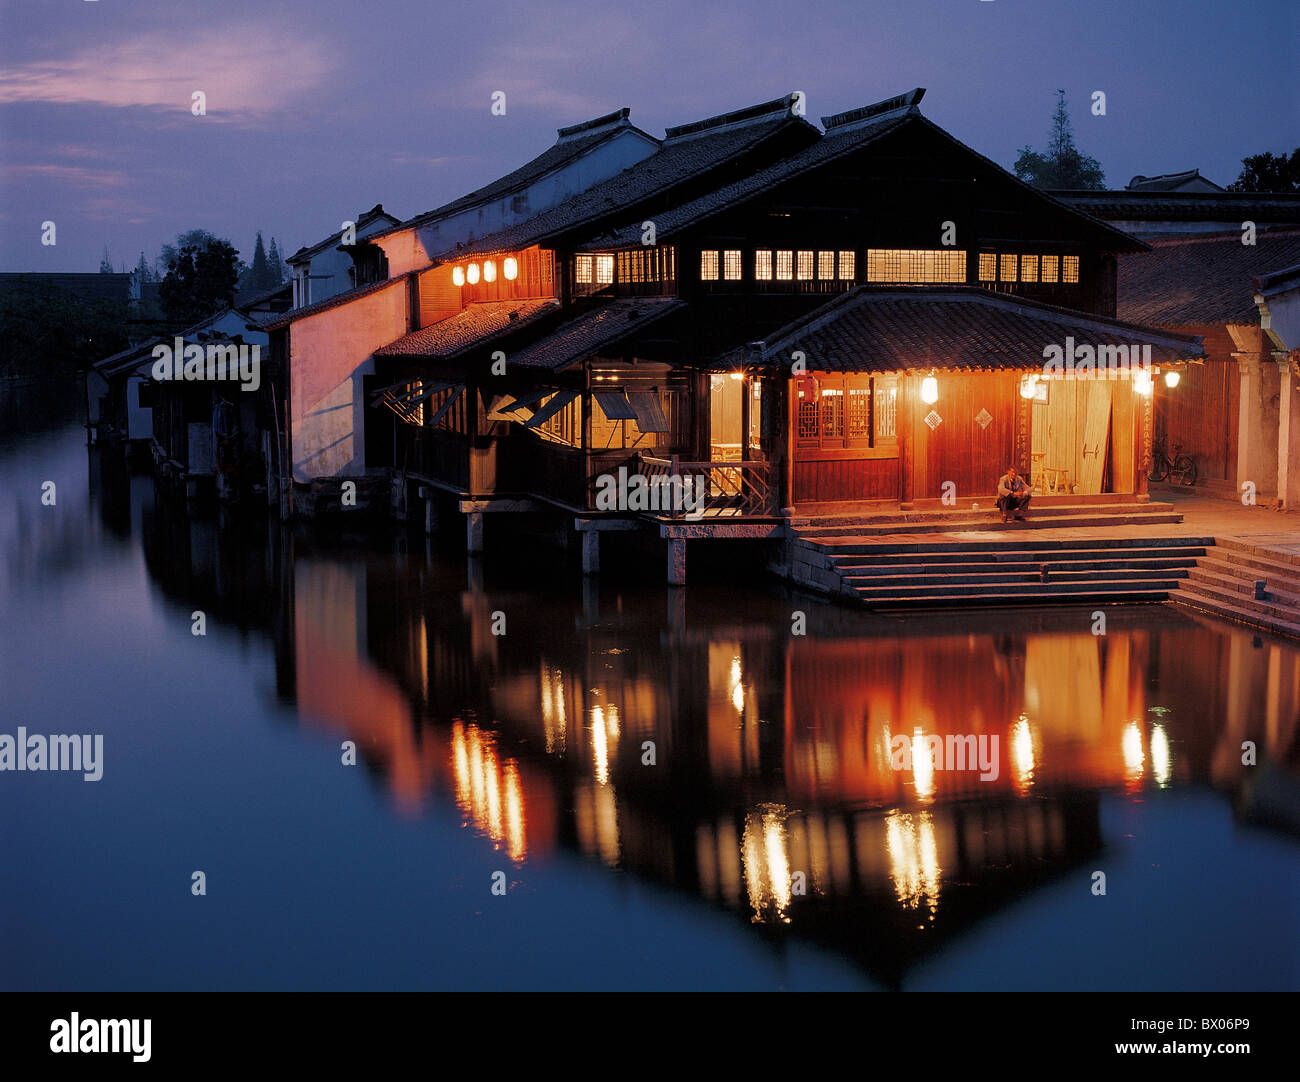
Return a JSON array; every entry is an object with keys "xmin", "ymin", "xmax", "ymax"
[
  {"xmin": 505, "ymin": 297, "xmax": 685, "ymax": 371},
  {"xmin": 287, "ymin": 204, "xmax": 400, "ymax": 263},
  {"xmin": 1053, "ymin": 190, "xmax": 1300, "ymax": 225},
  {"xmin": 1117, "ymin": 228, "xmax": 1300, "ymax": 326},
  {"xmin": 727, "ymin": 286, "xmax": 1204, "ymax": 372},
  {"xmin": 429, "ymin": 97, "xmax": 818, "ymax": 261},
  {"xmin": 393, "ymin": 111, "xmax": 650, "ymax": 232},
  {"xmin": 373, "ymin": 299, "xmax": 558, "ymax": 359},
  {"xmin": 261, "ymin": 274, "xmax": 408, "ymax": 330},
  {"xmin": 1126, "ymin": 169, "xmax": 1225, "ymax": 193}
]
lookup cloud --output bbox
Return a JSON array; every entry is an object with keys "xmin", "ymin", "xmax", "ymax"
[
  {"xmin": 0, "ymin": 164, "xmax": 129, "ymax": 187},
  {"xmin": 0, "ymin": 20, "xmax": 334, "ymax": 121}
]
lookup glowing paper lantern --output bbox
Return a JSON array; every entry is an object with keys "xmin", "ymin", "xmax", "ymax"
[
  {"xmin": 1133, "ymin": 370, "xmax": 1153, "ymax": 395},
  {"xmin": 484, "ymin": 260, "xmax": 497, "ymax": 283},
  {"xmin": 1020, "ymin": 375, "xmax": 1038, "ymax": 399},
  {"xmin": 503, "ymin": 257, "xmax": 518, "ymax": 281},
  {"xmin": 920, "ymin": 376, "xmax": 939, "ymax": 404},
  {"xmin": 452, "ymin": 266, "xmax": 465, "ymax": 287},
  {"xmin": 1164, "ymin": 370, "xmax": 1180, "ymax": 388},
  {"xmin": 467, "ymin": 263, "xmax": 480, "ymax": 285}
]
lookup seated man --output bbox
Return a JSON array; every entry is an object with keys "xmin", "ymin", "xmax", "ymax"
[{"xmin": 996, "ymin": 465, "xmax": 1032, "ymax": 522}]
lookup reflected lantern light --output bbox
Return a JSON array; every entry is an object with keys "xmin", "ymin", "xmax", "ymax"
[
  {"xmin": 467, "ymin": 263, "xmax": 480, "ymax": 285},
  {"xmin": 503, "ymin": 257, "xmax": 519, "ymax": 281},
  {"xmin": 484, "ymin": 260, "xmax": 497, "ymax": 283}
]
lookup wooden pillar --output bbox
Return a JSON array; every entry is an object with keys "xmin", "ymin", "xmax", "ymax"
[
  {"xmin": 740, "ymin": 370, "xmax": 752, "ymax": 463},
  {"xmin": 782, "ymin": 377, "xmax": 795, "ymax": 512},
  {"xmin": 900, "ymin": 374, "xmax": 916, "ymax": 505},
  {"xmin": 1135, "ymin": 383, "xmax": 1152, "ymax": 499}
]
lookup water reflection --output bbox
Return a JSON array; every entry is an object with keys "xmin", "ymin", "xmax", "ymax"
[{"xmin": 10, "ymin": 428, "xmax": 1300, "ymax": 988}]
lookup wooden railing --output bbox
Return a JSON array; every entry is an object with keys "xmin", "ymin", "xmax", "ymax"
[{"xmin": 638, "ymin": 453, "xmax": 776, "ymax": 518}]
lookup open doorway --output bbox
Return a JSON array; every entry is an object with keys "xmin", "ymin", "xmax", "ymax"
[{"xmin": 1029, "ymin": 379, "xmax": 1139, "ymax": 496}]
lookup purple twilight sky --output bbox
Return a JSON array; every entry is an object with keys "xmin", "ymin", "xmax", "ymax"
[{"xmin": 1, "ymin": 0, "xmax": 1297, "ymax": 273}]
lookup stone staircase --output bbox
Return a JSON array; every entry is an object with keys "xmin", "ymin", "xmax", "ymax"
[
  {"xmin": 783, "ymin": 501, "xmax": 1215, "ymax": 608},
  {"xmin": 1171, "ymin": 537, "xmax": 1300, "ymax": 638}
]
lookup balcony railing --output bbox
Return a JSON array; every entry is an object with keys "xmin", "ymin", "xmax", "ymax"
[{"xmin": 638, "ymin": 453, "xmax": 777, "ymax": 518}]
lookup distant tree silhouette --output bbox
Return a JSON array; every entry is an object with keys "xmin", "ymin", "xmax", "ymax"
[
  {"xmin": 267, "ymin": 237, "xmax": 285, "ymax": 286},
  {"xmin": 99, "ymin": 245, "xmax": 114, "ymax": 274},
  {"xmin": 1014, "ymin": 90, "xmax": 1105, "ymax": 190},
  {"xmin": 157, "ymin": 234, "xmax": 240, "ymax": 323},
  {"xmin": 1227, "ymin": 149, "xmax": 1300, "ymax": 193}
]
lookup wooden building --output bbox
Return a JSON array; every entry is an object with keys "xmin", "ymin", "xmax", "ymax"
[{"xmin": 271, "ymin": 89, "xmax": 1208, "ymax": 577}]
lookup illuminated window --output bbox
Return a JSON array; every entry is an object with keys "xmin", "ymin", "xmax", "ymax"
[
  {"xmin": 847, "ymin": 387, "xmax": 870, "ymax": 437},
  {"xmin": 838, "ymin": 250, "xmax": 855, "ymax": 280},
  {"xmin": 701, "ymin": 250, "xmax": 719, "ymax": 280},
  {"xmin": 820, "ymin": 386, "xmax": 843, "ymax": 437},
  {"xmin": 1041, "ymin": 255, "xmax": 1059, "ymax": 283},
  {"xmin": 575, "ymin": 255, "xmax": 593, "ymax": 284},
  {"xmin": 1000, "ymin": 253, "xmax": 1018, "ymax": 282},
  {"xmin": 797, "ymin": 393, "xmax": 819, "ymax": 438},
  {"xmin": 617, "ymin": 251, "xmax": 628, "ymax": 282},
  {"xmin": 776, "ymin": 250, "xmax": 794, "ymax": 280},
  {"xmin": 818, "ymin": 250, "xmax": 835, "ymax": 280},
  {"xmin": 979, "ymin": 253, "xmax": 997, "ymax": 281},
  {"xmin": 874, "ymin": 383, "xmax": 897, "ymax": 439},
  {"xmin": 1063, "ymin": 255, "xmax": 1080, "ymax": 283},
  {"xmin": 723, "ymin": 250, "xmax": 742, "ymax": 280},
  {"xmin": 865, "ymin": 249, "xmax": 966, "ymax": 283},
  {"xmin": 755, "ymin": 250, "xmax": 773, "ymax": 280},
  {"xmin": 596, "ymin": 255, "xmax": 614, "ymax": 285},
  {"xmin": 1020, "ymin": 254, "xmax": 1039, "ymax": 283},
  {"xmin": 796, "ymin": 250, "xmax": 814, "ymax": 280}
]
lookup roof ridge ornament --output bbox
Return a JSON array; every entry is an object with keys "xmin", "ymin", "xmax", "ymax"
[
  {"xmin": 663, "ymin": 94, "xmax": 798, "ymax": 142},
  {"xmin": 821, "ymin": 88, "xmax": 925, "ymax": 132},
  {"xmin": 556, "ymin": 108, "xmax": 632, "ymax": 143}
]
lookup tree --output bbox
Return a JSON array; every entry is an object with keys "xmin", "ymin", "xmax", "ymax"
[
  {"xmin": 1014, "ymin": 90, "xmax": 1106, "ymax": 190},
  {"xmin": 157, "ymin": 233, "xmax": 241, "ymax": 323},
  {"xmin": 1227, "ymin": 149, "xmax": 1300, "ymax": 193},
  {"xmin": 0, "ymin": 279, "xmax": 131, "ymax": 380},
  {"xmin": 99, "ymin": 245, "xmax": 114, "ymax": 274},
  {"xmin": 267, "ymin": 237, "xmax": 285, "ymax": 286},
  {"xmin": 247, "ymin": 231, "xmax": 273, "ymax": 292},
  {"xmin": 134, "ymin": 251, "xmax": 153, "ymax": 284}
]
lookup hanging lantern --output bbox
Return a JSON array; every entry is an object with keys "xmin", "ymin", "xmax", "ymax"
[
  {"xmin": 920, "ymin": 375, "xmax": 939, "ymax": 404},
  {"xmin": 1164, "ymin": 370, "xmax": 1180, "ymax": 388},
  {"xmin": 503, "ymin": 257, "xmax": 519, "ymax": 281},
  {"xmin": 1133, "ymin": 369, "xmax": 1153, "ymax": 395},
  {"xmin": 484, "ymin": 260, "xmax": 497, "ymax": 283},
  {"xmin": 451, "ymin": 266, "xmax": 465, "ymax": 287},
  {"xmin": 467, "ymin": 263, "xmax": 480, "ymax": 285}
]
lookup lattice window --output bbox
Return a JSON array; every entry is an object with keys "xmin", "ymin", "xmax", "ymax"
[
  {"xmin": 596, "ymin": 255, "xmax": 614, "ymax": 285},
  {"xmin": 838, "ymin": 251, "xmax": 856, "ymax": 280},
  {"xmin": 755, "ymin": 250, "xmax": 773, "ymax": 280},
  {"xmin": 1063, "ymin": 255, "xmax": 1080, "ymax": 283},
  {"xmin": 575, "ymin": 255, "xmax": 593, "ymax": 284},
  {"xmin": 820, "ymin": 388, "xmax": 843, "ymax": 437},
  {"xmin": 723, "ymin": 250, "xmax": 742, "ymax": 280},
  {"xmin": 846, "ymin": 388, "xmax": 871, "ymax": 438},
  {"xmin": 797, "ymin": 250, "xmax": 814, "ymax": 280},
  {"xmin": 776, "ymin": 250, "xmax": 794, "ymax": 280},
  {"xmin": 1000, "ymin": 253, "xmax": 1018, "ymax": 282},
  {"xmin": 617, "ymin": 251, "xmax": 628, "ymax": 282},
  {"xmin": 1041, "ymin": 255, "xmax": 1059, "ymax": 283},
  {"xmin": 700, "ymin": 250, "xmax": 719, "ymax": 280},
  {"xmin": 797, "ymin": 395, "xmax": 819, "ymax": 438},
  {"xmin": 1020, "ymin": 254, "xmax": 1039, "ymax": 283},
  {"xmin": 817, "ymin": 250, "xmax": 835, "ymax": 280},
  {"xmin": 874, "ymin": 383, "xmax": 897, "ymax": 439},
  {"xmin": 865, "ymin": 249, "xmax": 966, "ymax": 283},
  {"xmin": 979, "ymin": 253, "xmax": 997, "ymax": 281}
]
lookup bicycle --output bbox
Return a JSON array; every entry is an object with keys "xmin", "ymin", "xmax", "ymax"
[{"xmin": 1148, "ymin": 438, "xmax": 1197, "ymax": 486}]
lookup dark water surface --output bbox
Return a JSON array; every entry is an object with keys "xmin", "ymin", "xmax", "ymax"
[{"xmin": 3, "ymin": 425, "xmax": 1298, "ymax": 991}]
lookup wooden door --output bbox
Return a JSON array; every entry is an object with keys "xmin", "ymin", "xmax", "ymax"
[{"xmin": 1075, "ymin": 383, "xmax": 1113, "ymax": 494}]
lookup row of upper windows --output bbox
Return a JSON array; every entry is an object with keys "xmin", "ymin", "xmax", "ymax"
[
  {"xmin": 978, "ymin": 252, "xmax": 1080, "ymax": 284},
  {"xmin": 701, "ymin": 249, "xmax": 858, "ymax": 281}
]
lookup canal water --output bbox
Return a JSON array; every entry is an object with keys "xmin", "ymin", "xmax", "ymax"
[{"xmin": 3, "ymin": 424, "xmax": 1298, "ymax": 991}]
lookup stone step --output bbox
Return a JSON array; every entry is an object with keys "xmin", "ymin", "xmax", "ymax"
[
  {"xmin": 798, "ymin": 511, "xmax": 1183, "ymax": 538},
  {"xmin": 792, "ymin": 501, "xmax": 1176, "ymax": 528},
  {"xmin": 1170, "ymin": 589, "xmax": 1300, "ymax": 639},
  {"xmin": 854, "ymin": 577, "xmax": 1185, "ymax": 600},
  {"xmin": 858, "ymin": 586, "xmax": 1174, "ymax": 609},
  {"xmin": 1174, "ymin": 579, "xmax": 1300, "ymax": 624},
  {"xmin": 831, "ymin": 549, "xmax": 1206, "ymax": 571},
  {"xmin": 845, "ymin": 567, "xmax": 1189, "ymax": 588},
  {"xmin": 1186, "ymin": 565, "xmax": 1300, "ymax": 606},
  {"xmin": 806, "ymin": 536, "xmax": 1215, "ymax": 558},
  {"xmin": 1198, "ymin": 552, "xmax": 1300, "ymax": 586},
  {"xmin": 1211, "ymin": 535, "xmax": 1300, "ymax": 568}
]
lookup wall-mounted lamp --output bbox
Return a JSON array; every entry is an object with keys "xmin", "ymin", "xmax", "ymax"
[
  {"xmin": 1019, "ymin": 374, "xmax": 1039, "ymax": 399},
  {"xmin": 1133, "ymin": 370, "xmax": 1153, "ymax": 395},
  {"xmin": 466, "ymin": 263, "xmax": 480, "ymax": 285},
  {"xmin": 452, "ymin": 266, "xmax": 465, "ymax": 287},
  {"xmin": 1164, "ymin": 370, "xmax": 1180, "ymax": 388},
  {"xmin": 920, "ymin": 374, "xmax": 939, "ymax": 404},
  {"xmin": 503, "ymin": 257, "xmax": 518, "ymax": 281},
  {"xmin": 484, "ymin": 260, "xmax": 497, "ymax": 283}
]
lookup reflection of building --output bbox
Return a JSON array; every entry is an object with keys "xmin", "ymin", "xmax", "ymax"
[{"xmin": 126, "ymin": 485, "xmax": 1300, "ymax": 984}]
